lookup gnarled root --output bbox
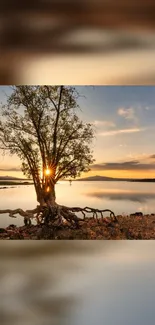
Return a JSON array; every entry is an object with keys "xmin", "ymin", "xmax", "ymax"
[
  {"xmin": 0, "ymin": 204, "xmax": 117, "ymax": 228},
  {"xmin": 40, "ymin": 204, "xmax": 80, "ymax": 228},
  {"xmin": 68, "ymin": 206, "xmax": 118, "ymax": 222},
  {"xmin": 0, "ymin": 207, "xmax": 40, "ymax": 226}
]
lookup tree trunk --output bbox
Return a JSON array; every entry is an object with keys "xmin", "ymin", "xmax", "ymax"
[
  {"xmin": 36, "ymin": 182, "xmax": 56, "ymax": 207},
  {"xmin": 44, "ymin": 184, "xmax": 56, "ymax": 206}
]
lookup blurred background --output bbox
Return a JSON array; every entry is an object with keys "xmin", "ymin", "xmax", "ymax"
[
  {"xmin": 0, "ymin": 0, "xmax": 155, "ymax": 84},
  {"xmin": 1, "ymin": 241, "xmax": 155, "ymax": 325}
]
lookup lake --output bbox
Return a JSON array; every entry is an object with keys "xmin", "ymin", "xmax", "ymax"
[{"xmin": 0, "ymin": 181, "xmax": 155, "ymax": 227}]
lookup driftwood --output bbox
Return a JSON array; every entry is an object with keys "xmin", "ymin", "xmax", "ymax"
[{"xmin": 0, "ymin": 204, "xmax": 117, "ymax": 228}]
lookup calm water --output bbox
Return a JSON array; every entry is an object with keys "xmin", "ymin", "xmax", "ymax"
[{"xmin": 0, "ymin": 181, "xmax": 155, "ymax": 227}]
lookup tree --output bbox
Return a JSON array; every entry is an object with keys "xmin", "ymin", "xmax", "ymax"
[{"xmin": 0, "ymin": 86, "xmax": 97, "ymax": 225}]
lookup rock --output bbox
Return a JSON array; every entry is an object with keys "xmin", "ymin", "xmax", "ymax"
[
  {"xmin": 0, "ymin": 228, "xmax": 7, "ymax": 233},
  {"xmin": 130, "ymin": 212, "xmax": 143, "ymax": 217},
  {"xmin": 8, "ymin": 224, "xmax": 17, "ymax": 228}
]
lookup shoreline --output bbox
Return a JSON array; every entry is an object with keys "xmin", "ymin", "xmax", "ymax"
[
  {"xmin": 0, "ymin": 182, "xmax": 33, "ymax": 186},
  {"xmin": 1, "ymin": 214, "xmax": 155, "ymax": 239}
]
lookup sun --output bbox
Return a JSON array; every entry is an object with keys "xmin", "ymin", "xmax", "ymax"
[{"xmin": 45, "ymin": 168, "xmax": 51, "ymax": 176}]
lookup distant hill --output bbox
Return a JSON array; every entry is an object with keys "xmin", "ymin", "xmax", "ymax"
[
  {"xmin": 0, "ymin": 176, "xmax": 33, "ymax": 186},
  {"xmin": 76, "ymin": 175, "xmax": 115, "ymax": 181},
  {"xmin": 0, "ymin": 176, "xmax": 30, "ymax": 181},
  {"xmin": 75, "ymin": 175, "xmax": 155, "ymax": 182}
]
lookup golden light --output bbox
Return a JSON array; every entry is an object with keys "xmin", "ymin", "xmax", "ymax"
[
  {"xmin": 45, "ymin": 168, "xmax": 51, "ymax": 176},
  {"xmin": 46, "ymin": 186, "xmax": 50, "ymax": 192}
]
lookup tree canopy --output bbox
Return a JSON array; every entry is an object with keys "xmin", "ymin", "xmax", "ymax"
[{"xmin": 0, "ymin": 86, "xmax": 95, "ymax": 204}]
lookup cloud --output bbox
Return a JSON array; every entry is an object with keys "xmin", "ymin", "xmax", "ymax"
[
  {"xmin": 93, "ymin": 120, "xmax": 115, "ymax": 127},
  {"xmin": 91, "ymin": 160, "xmax": 155, "ymax": 171},
  {"xmin": 98, "ymin": 127, "xmax": 145, "ymax": 136},
  {"xmin": 149, "ymin": 154, "xmax": 155, "ymax": 159},
  {"xmin": 117, "ymin": 107, "xmax": 135, "ymax": 120},
  {"xmin": 127, "ymin": 153, "xmax": 148, "ymax": 160}
]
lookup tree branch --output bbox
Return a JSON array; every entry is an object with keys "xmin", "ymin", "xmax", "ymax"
[
  {"xmin": 44, "ymin": 86, "xmax": 58, "ymax": 112},
  {"xmin": 52, "ymin": 86, "xmax": 63, "ymax": 162},
  {"xmin": 56, "ymin": 128, "xmax": 78, "ymax": 164},
  {"xmin": 55, "ymin": 157, "xmax": 78, "ymax": 181}
]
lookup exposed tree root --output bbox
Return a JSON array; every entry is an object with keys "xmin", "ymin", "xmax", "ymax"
[
  {"xmin": 67, "ymin": 206, "xmax": 117, "ymax": 222},
  {"xmin": 0, "ymin": 204, "xmax": 117, "ymax": 228},
  {"xmin": 0, "ymin": 207, "xmax": 39, "ymax": 226}
]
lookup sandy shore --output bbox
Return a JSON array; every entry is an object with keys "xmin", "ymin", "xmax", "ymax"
[{"xmin": 0, "ymin": 214, "xmax": 155, "ymax": 239}]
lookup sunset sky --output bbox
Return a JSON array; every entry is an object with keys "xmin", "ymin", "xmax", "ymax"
[{"xmin": 0, "ymin": 86, "xmax": 155, "ymax": 179}]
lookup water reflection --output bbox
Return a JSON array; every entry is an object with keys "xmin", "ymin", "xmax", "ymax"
[
  {"xmin": 0, "ymin": 182, "xmax": 155, "ymax": 227},
  {"xmin": 86, "ymin": 190, "xmax": 155, "ymax": 203}
]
